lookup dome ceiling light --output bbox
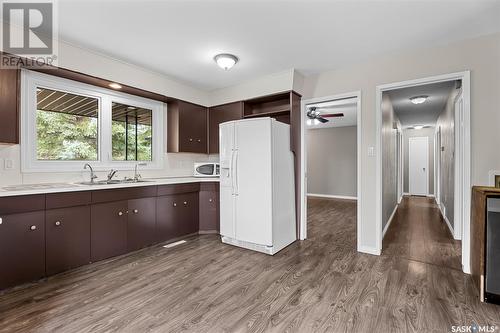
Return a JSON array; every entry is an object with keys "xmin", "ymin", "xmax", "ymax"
[
  {"xmin": 410, "ymin": 95, "xmax": 428, "ymax": 104},
  {"xmin": 214, "ymin": 53, "xmax": 239, "ymax": 70}
]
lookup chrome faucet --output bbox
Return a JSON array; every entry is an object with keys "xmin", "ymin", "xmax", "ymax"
[
  {"xmin": 134, "ymin": 163, "xmax": 147, "ymax": 181},
  {"xmin": 84, "ymin": 163, "xmax": 97, "ymax": 183},
  {"xmin": 107, "ymin": 169, "xmax": 118, "ymax": 181}
]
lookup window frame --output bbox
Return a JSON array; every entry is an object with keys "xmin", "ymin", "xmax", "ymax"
[{"xmin": 21, "ymin": 69, "xmax": 164, "ymax": 172}]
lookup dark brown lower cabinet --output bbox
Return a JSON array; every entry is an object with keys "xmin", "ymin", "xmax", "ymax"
[
  {"xmin": 156, "ymin": 192, "xmax": 198, "ymax": 242},
  {"xmin": 199, "ymin": 183, "xmax": 220, "ymax": 232},
  {"xmin": 91, "ymin": 201, "xmax": 128, "ymax": 262},
  {"xmin": 180, "ymin": 192, "xmax": 199, "ymax": 236},
  {"xmin": 0, "ymin": 211, "xmax": 45, "ymax": 290},
  {"xmin": 127, "ymin": 197, "xmax": 156, "ymax": 252},
  {"xmin": 45, "ymin": 206, "xmax": 91, "ymax": 275}
]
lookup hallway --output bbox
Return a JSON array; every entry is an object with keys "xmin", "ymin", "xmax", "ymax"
[{"xmin": 383, "ymin": 196, "xmax": 461, "ymax": 270}]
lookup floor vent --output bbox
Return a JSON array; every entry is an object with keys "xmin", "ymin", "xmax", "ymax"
[{"xmin": 163, "ymin": 240, "xmax": 187, "ymax": 248}]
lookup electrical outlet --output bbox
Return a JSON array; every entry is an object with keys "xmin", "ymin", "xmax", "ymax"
[
  {"xmin": 368, "ymin": 146, "xmax": 375, "ymax": 157},
  {"xmin": 4, "ymin": 159, "xmax": 13, "ymax": 170}
]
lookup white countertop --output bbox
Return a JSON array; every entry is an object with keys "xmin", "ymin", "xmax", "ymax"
[{"xmin": 0, "ymin": 176, "xmax": 219, "ymax": 197}]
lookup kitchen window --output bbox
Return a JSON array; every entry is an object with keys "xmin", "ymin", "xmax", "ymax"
[{"xmin": 21, "ymin": 70, "xmax": 164, "ymax": 172}]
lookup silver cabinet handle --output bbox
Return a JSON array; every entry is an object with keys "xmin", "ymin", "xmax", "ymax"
[
  {"xmin": 183, "ymin": 201, "xmax": 187, "ymax": 205},
  {"xmin": 30, "ymin": 225, "xmax": 37, "ymax": 231},
  {"xmin": 118, "ymin": 211, "xmax": 123, "ymax": 216},
  {"xmin": 55, "ymin": 221, "xmax": 61, "ymax": 226},
  {"xmin": 0, "ymin": 217, "xmax": 2, "ymax": 225},
  {"xmin": 173, "ymin": 203, "xmax": 177, "ymax": 207},
  {"xmin": 209, "ymin": 198, "xmax": 213, "ymax": 202},
  {"xmin": 189, "ymin": 138, "xmax": 193, "ymax": 142},
  {"xmin": 133, "ymin": 209, "xmax": 138, "ymax": 214},
  {"xmin": 197, "ymin": 139, "xmax": 201, "ymax": 143}
]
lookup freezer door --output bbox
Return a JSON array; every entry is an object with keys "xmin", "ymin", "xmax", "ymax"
[
  {"xmin": 219, "ymin": 122, "xmax": 236, "ymax": 238},
  {"xmin": 234, "ymin": 119, "xmax": 273, "ymax": 246}
]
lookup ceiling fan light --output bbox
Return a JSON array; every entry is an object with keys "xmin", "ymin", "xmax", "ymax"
[
  {"xmin": 410, "ymin": 95, "xmax": 428, "ymax": 104},
  {"xmin": 214, "ymin": 53, "xmax": 238, "ymax": 70}
]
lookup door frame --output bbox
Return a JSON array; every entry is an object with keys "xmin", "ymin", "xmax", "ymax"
[
  {"xmin": 299, "ymin": 91, "xmax": 362, "ymax": 249},
  {"xmin": 375, "ymin": 71, "xmax": 471, "ymax": 273},
  {"xmin": 408, "ymin": 136, "xmax": 429, "ymax": 196}
]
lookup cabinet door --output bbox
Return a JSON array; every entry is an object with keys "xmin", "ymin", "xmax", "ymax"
[
  {"xmin": 46, "ymin": 206, "xmax": 91, "ymax": 275},
  {"xmin": 209, "ymin": 102, "xmax": 243, "ymax": 154},
  {"xmin": 199, "ymin": 190, "xmax": 219, "ymax": 232},
  {"xmin": 156, "ymin": 195, "xmax": 183, "ymax": 242},
  {"xmin": 91, "ymin": 201, "xmax": 128, "ymax": 262},
  {"xmin": 0, "ymin": 68, "xmax": 19, "ymax": 144},
  {"xmin": 0, "ymin": 211, "xmax": 45, "ymax": 290},
  {"xmin": 179, "ymin": 101, "xmax": 207, "ymax": 153},
  {"xmin": 128, "ymin": 197, "xmax": 156, "ymax": 251},
  {"xmin": 180, "ymin": 192, "xmax": 199, "ymax": 236}
]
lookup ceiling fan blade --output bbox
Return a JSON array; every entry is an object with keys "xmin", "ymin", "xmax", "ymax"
[
  {"xmin": 317, "ymin": 117, "xmax": 329, "ymax": 123},
  {"xmin": 321, "ymin": 113, "xmax": 344, "ymax": 118}
]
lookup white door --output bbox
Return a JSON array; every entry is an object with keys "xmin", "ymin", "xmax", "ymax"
[
  {"xmin": 219, "ymin": 122, "xmax": 236, "ymax": 238},
  {"xmin": 409, "ymin": 136, "xmax": 429, "ymax": 196},
  {"xmin": 234, "ymin": 119, "xmax": 273, "ymax": 246}
]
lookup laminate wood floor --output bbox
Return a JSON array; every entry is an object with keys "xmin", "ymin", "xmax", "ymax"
[{"xmin": 0, "ymin": 197, "xmax": 499, "ymax": 333}]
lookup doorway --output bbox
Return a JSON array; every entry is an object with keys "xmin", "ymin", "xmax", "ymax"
[
  {"xmin": 408, "ymin": 136, "xmax": 429, "ymax": 196},
  {"xmin": 376, "ymin": 71, "xmax": 470, "ymax": 273},
  {"xmin": 299, "ymin": 92, "xmax": 361, "ymax": 248}
]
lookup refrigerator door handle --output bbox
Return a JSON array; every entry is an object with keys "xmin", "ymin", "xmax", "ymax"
[
  {"xmin": 230, "ymin": 149, "xmax": 236, "ymax": 195},
  {"xmin": 234, "ymin": 150, "xmax": 239, "ymax": 195}
]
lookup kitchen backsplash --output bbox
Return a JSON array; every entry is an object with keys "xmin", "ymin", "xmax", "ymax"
[{"xmin": 0, "ymin": 145, "xmax": 219, "ymax": 186}]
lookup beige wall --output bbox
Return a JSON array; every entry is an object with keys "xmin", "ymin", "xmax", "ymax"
[
  {"xmin": 381, "ymin": 94, "xmax": 401, "ymax": 230},
  {"xmin": 301, "ymin": 33, "xmax": 500, "ymax": 252},
  {"xmin": 437, "ymin": 88, "xmax": 461, "ymax": 229},
  {"xmin": 403, "ymin": 127, "xmax": 435, "ymax": 195},
  {"xmin": 306, "ymin": 126, "xmax": 357, "ymax": 198}
]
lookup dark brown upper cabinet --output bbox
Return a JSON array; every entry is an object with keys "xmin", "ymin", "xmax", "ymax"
[
  {"xmin": 167, "ymin": 100, "xmax": 208, "ymax": 154},
  {"xmin": 208, "ymin": 102, "xmax": 243, "ymax": 154},
  {"xmin": 0, "ymin": 68, "xmax": 20, "ymax": 144},
  {"xmin": 243, "ymin": 91, "xmax": 294, "ymax": 125}
]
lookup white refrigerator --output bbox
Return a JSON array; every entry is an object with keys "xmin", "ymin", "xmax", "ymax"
[{"xmin": 219, "ymin": 117, "xmax": 296, "ymax": 255}]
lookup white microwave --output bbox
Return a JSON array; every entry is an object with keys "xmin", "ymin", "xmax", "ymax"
[{"xmin": 193, "ymin": 162, "xmax": 220, "ymax": 177}]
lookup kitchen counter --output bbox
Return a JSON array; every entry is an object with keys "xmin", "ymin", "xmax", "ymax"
[{"xmin": 0, "ymin": 176, "xmax": 219, "ymax": 197}]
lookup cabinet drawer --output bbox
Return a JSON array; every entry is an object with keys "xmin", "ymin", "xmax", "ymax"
[
  {"xmin": 92, "ymin": 186, "xmax": 157, "ymax": 204},
  {"xmin": 46, "ymin": 191, "xmax": 91, "ymax": 209},
  {"xmin": 46, "ymin": 206, "xmax": 91, "ymax": 275},
  {"xmin": 0, "ymin": 194, "xmax": 45, "ymax": 215},
  {"xmin": 157, "ymin": 183, "xmax": 200, "ymax": 196},
  {"xmin": 0, "ymin": 211, "xmax": 45, "ymax": 290}
]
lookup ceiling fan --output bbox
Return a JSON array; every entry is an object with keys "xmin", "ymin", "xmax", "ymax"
[{"xmin": 307, "ymin": 107, "xmax": 344, "ymax": 123}]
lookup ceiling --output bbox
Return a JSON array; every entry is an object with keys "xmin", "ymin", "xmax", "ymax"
[
  {"xmin": 56, "ymin": 1, "xmax": 500, "ymax": 91},
  {"xmin": 386, "ymin": 81, "xmax": 456, "ymax": 127},
  {"xmin": 306, "ymin": 97, "xmax": 357, "ymax": 129}
]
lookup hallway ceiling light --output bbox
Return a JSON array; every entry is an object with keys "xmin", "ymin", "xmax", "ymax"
[
  {"xmin": 214, "ymin": 53, "xmax": 239, "ymax": 70},
  {"xmin": 410, "ymin": 95, "xmax": 428, "ymax": 104},
  {"xmin": 413, "ymin": 125, "xmax": 424, "ymax": 130}
]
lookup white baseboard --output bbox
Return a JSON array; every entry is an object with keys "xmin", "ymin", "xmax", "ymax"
[
  {"xmin": 358, "ymin": 245, "xmax": 381, "ymax": 256},
  {"xmin": 427, "ymin": 194, "xmax": 435, "ymax": 198},
  {"xmin": 383, "ymin": 204, "xmax": 399, "ymax": 238},
  {"xmin": 403, "ymin": 192, "xmax": 410, "ymax": 196},
  {"xmin": 437, "ymin": 203, "xmax": 455, "ymax": 238},
  {"xmin": 307, "ymin": 193, "xmax": 357, "ymax": 200}
]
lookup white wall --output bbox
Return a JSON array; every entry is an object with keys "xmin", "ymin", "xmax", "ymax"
[
  {"xmin": 381, "ymin": 94, "xmax": 401, "ymax": 231},
  {"xmin": 300, "ymin": 32, "xmax": 500, "ymax": 253},
  {"xmin": 306, "ymin": 126, "xmax": 357, "ymax": 198}
]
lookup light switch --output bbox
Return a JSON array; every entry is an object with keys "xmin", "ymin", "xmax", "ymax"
[
  {"xmin": 4, "ymin": 159, "xmax": 13, "ymax": 170},
  {"xmin": 368, "ymin": 146, "xmax": 375, "ymax": 157}
]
